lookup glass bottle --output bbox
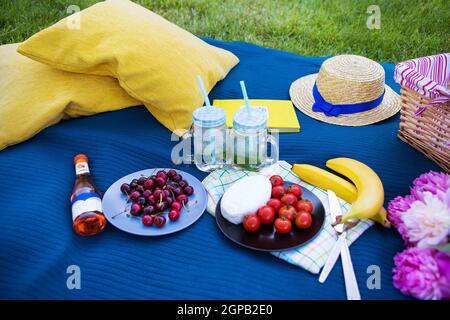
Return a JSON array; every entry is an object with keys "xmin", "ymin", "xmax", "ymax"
[{"xmin": 71, "ymin": 154, "xmax": 107, "ymax": 236}]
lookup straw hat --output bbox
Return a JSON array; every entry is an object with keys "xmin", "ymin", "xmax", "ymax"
[{"xmin": 289, "ymin": 54, "xmax": 401, "ymax": 126}]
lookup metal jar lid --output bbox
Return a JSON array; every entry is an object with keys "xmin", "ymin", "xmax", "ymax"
[
  {"xmin": 232, "ymin": 106, "xmax": 268, "ymax": 132},
  {"xmin": 192, "ymin": 106, "xmax": 226, "ymax": 128}
]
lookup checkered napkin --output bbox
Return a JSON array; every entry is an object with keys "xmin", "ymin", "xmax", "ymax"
[{"xmin": 202, "ymin": 161, "xmax": 373, "ymax": 274}]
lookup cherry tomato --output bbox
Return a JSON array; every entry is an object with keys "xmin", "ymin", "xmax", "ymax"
[
  {"xmin": 243, "ymin": 214, "xmax": 261, "ymax": 232},
  {"xmin": 271, "ymin": 185, "xmax": 286, "ymax": 199},
  {"xmin": 257, "ymin": 205, "xmax": 275, "ymax": 225},
  {"xmin": 281, "ymin": 193, "xmax": 297, "ymax": 206},
  {"xmin": 278, "ymin": 205, "xmax": 296, "ymax": 221},
  {"xmin": 296, "ymin": 199, "xmax": 314, "ymax": 214},
  {"xmin": 288, "ymin": 184, "xmax": 303, "ymax": 199},
  {"xmin": 267, "ymin": 198, "xmax": 282, "ymax": 212},
  {"xmin": 295, "ymin": 211, "xmax": 312, "ymax": 229},
  {"xmin": 274, "ymin": 218, "xmax": 292, "ymax": 234},
  {"xmin": 269, "ymin": 175, "xmax": 284, "ymax": 187}
]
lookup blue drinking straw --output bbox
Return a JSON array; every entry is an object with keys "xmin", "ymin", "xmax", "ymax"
[
  {"xmin": 240, "ymin": 80, "xmax": 251, "ymax": 116},
  {"xmin": 197, "ymin": 75, "xmax": 211, "ymax": 107}
]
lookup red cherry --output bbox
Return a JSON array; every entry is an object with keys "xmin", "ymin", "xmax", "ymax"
[
  {"xmin": 168, "ymin": 210, "xmax": 180, "ymax": 221},
  {"xmin": 129, "ymin": 191, "xmax": 140, "ymax": 201},
  {"xmin": 147, "ymin": 194, "xmax": 156, "ymax": 205},
  {"xmin": 155, "ymin": 202, "xmax": 166, "ymax": 212},
  {"xmin": 153, "ymin": 189, "xmax": 166, "ymax": 201},
  {"xmin": 171, "ymin": 202, "xmax": 182, "ymax": 211},
  {"xmin": 143, "ymin": 179, "xmax": 154, "ymax": 190},
  {"xmin": 176, "ymin": 194, "xmax": 188, "ymax": 204},
  {"xmin": 142, "ymin": 190, "xmax": 152, "ymax": 198},
  {"xmin": 130, "ymin": 203, "xmax": 142, "ymax": 216},
  {"xmin": 154, "ymin": 215, "xmax": 166, "ymax": 227},
  {"xmin": 172, "ymin": 174, "xmax": 182, "ymax": 183},
  {"xmin": 167, "ymin": 169, "xmax": 177, "ymax": 179},
  {"xmin": 142, "ymin": 215, "xmax": 154, "ymax": 226},
  {"xmin": 184, "ymin": 186, "xmax": 194, "ymax": 196},
  {"xmin": 156, "ymin": 171, "xmax": 167, "ymax": 180},
  {"xmin": 156, "ymin": 177, "xmax": 167, "ymax": 187}
]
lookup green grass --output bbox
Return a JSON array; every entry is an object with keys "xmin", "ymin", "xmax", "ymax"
[{"xmin": 1, "ymin": 0, "xmax": 449, "ymax": 63}]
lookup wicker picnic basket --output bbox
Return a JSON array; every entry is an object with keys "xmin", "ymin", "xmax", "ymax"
[{"xmin": 394, "ymin": 53, "xmax": 450, "ymax": 172}]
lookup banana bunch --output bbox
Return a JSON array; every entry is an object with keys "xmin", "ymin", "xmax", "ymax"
[{"xmin": 292, "ymin": 158, "xmax": 390, "ymax": 227}]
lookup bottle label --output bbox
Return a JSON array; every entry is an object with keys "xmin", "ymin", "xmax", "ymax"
[
  {"xmin": 75, "ymin": 161, "xmax": 90, "ymax": 175},
  {"xmin": 71, "ymin": 192, "xmax": 102, "ymax": 221}
]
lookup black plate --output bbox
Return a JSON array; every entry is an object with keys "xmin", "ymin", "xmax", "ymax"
[{"xmin": 215, "ymin": 184, "xmax": 325, "ymax": 251}]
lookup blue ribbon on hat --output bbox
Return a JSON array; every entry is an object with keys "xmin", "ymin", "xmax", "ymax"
[{"xmin": 312, "ymin": 82, "xmax": 385, "ymax": 117}]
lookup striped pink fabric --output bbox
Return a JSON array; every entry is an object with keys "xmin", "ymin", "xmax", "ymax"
[{"xmin": 394, "ymin": 53, "xmax": 450, "ymax": 115}]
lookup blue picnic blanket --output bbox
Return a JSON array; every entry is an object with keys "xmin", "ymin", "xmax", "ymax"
[{"xmin": 0, "ymin": 38, "xmax": 440, "ymax": 300}]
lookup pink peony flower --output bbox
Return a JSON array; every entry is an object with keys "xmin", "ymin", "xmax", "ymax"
[
  {"xmin": 388, "ymin": 171, "xmax": 450, "ymax": 246},
  {"xmin": 413, "ymin": 171, "xmax": 450, "ymax": 193},
  {"xmin": 411, "ymin": 171, "xmax": 450, "ymax": 205},
  {"xmin": 390, "ymin": 171, "xmax": 450, "ymax": 300},
  {"xmin": 393, "ymin": 248, "xmax": 443, "ymax": 300},
  {"xmin": 435, "ymin": 251, "xmax": 450, "ymax": 299},
  {"xmin": 387, "ymin": 194, "xmax": 416, "ymax": 245},
  {"xmin": 402, "ymin": 193, "xmax": 450, "ymax": 249}
]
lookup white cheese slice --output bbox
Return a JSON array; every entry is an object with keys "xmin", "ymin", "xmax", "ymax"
[{"xmin": 220, "ymin": 175, "xmax": 272, "ymax": 224}]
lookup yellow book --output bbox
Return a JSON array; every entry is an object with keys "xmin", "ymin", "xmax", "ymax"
[{"xmin": 213, "ymin": 99, "xmax": 300, "ymax": 133}]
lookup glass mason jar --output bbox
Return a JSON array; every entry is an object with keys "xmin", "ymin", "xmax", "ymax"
[
  {"xmin": 187, "ymin": 106, "xmax": 227, "ymax": 172},
  {"xmin": 228, "ymin": 106, "xmax": 278, "ymax": 170}
]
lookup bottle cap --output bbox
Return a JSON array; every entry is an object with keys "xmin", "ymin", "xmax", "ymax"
[
  {"xmin": 192, "ymin": 106, "xmax": 226, "ymax": 128},
  {"xmin": 233, "ymin": 106, "xmax": 268, "ymax": 132},
  {"xmin": 74, "ymin": 154, "xmax": 89, "ymax": 164}
]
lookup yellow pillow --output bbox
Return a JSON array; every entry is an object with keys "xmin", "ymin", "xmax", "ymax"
[
  {"xmin": 18, "ymin": 0, "xmax": 239, "ymax": 133},
  {"xmin": 0, "ymin": 43, "xmax": 139, "ymax": 150}
]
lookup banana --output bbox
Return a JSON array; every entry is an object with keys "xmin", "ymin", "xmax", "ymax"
[
  {"xmin": 326, "ymin": 158, "xmax": 384, "ymax": 223},
  {"xmin": 292, "ymin": 163, "xmax": 390, "ymax": 227},
  {"xmin": 292, "ymin": 164, "xmax": 358, "ymax": 202},
  {"xmin": 370, "ymin": 207, "xmax": 390, "ymax": 228}
]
